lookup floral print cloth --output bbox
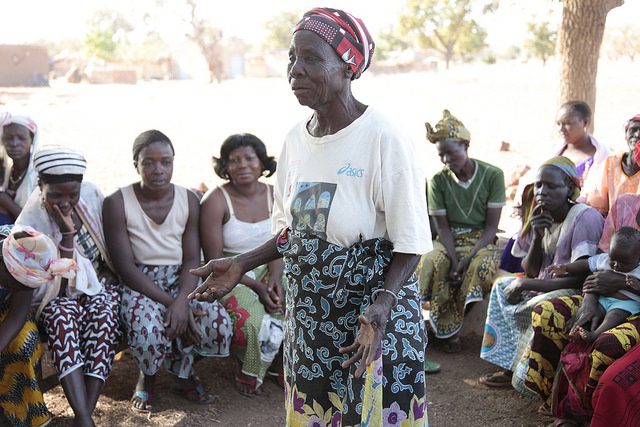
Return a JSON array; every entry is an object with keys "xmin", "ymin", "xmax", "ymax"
[
  {"xmin": 120, "ymin": 264, "xmax": 232, "ymax": 379},
  {"xmin": 277, "ymin": 229, "xmax": 428, "ymax": 427}
]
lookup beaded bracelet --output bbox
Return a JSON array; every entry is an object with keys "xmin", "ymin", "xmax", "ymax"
[
  {"xmin": 371, "ymin": 288, "xmax": 399, "ymax": 308},
  {"xmin": 61, "ymin": 230, "xmax": 77, "ymax": 236},
  {"xmin": 58, "ymin": 243, "xmax": 75, "ymax": 252}
]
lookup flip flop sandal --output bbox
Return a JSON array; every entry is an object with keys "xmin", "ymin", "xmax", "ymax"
[
  {"xmin": 170, "ymin": 382, "xmax": 218, "ymax": 405},
  {"xmin": 235, "ymin": 375, "xmax": 262, "ymax": 397},
  {"xmin": 131, "ymin": 390, "xmax": 155, "ymax": 413},
  {"xmin": 424, "ymin": 358, "xmax": 441, "ymax": 374},
  {"xmin": 478, "ymin": 371, "xmax": 513, "ymax": 388}
]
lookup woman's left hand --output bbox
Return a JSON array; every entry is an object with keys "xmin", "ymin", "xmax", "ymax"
[
  {"xmin": 266, "ymin": 277, "xmax": 283, "ymax": 312},
  {"xmin": 339, "ymin": 302, "xmax": 390, "ymax": 377},
  {"xmin": 503, "ymin": 278, "xmax": 526, "ymax": 304}
]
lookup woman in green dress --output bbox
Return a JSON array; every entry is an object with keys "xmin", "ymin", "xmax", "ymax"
[{"xmin": 418, "ymin": 110, "xmax": 506, "ymax": 352}]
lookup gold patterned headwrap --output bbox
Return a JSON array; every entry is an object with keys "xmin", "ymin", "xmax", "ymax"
[{"xmin": 425, "ymin": 110, "xmax": 471, "ymax": 145}]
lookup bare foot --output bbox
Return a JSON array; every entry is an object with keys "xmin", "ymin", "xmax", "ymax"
[{"xmin": 569, "ymin": 325, "xmax": 596, "ymax": 344}]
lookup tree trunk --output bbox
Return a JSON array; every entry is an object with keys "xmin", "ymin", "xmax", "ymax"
[
  {"xmin": 445, "ymin": 47, "xmax": 454, "ymax": 70},
  {"xmin": 558, "ymin": 0, "xmax": 624, "ymax": 133}
]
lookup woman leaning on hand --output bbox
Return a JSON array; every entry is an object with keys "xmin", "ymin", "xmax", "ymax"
[
  {"xmin": 16, "ymin": 147, "xmax": 123, "ymax": 427},
  {"xmin": 190, "ymin": 8, "xmax": 432, "ymax": 427}
]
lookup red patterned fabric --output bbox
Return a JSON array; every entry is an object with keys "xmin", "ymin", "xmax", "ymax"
[
  {"xmin": 294, "ymin": 7, "xmax": 374, "ymax": 79},
  {"xmin": 591, "ymin": 343, "xmax": 640, "ymax": 427},
  {"xmin": 39, "ymin": 286, "xmax": 120, "ymax": 381}
]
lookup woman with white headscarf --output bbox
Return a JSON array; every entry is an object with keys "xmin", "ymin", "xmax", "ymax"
[
  {"xmin": 16, "ymin": 146, "xmax": 122, "ymax": 427},
  {"xmin": 0, "ymin": 113, "xmax": 40, "ymax": 224},
  {"xmin": 0, "ymin": 225, "xmax": 77, "ymax": 427}
]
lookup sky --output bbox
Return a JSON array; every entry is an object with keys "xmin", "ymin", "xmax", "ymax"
[{"xmin": 0, "ymin": 0, "xmax": 638, "ymax": 50}]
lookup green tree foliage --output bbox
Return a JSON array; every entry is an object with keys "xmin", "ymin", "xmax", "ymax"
[
  {"xmin": 84, "ymin": 9, "xmax": 133, "ymax": 62},
  {"xmin": 525, "ymin": 20, "xmax": 557, "ymax": 65},
  {"xmin": 398, "ymin": 0, "xmax": 496, "ymax": 69},
  {"xmin": 456, "ymin": 22, "xmax": 488, "ymax": 62},
  {"xmin": 603, "ymin": 25, "xmax": 640, "ymax": 61},
  {"xmin": 262, "ymin": 12, "xmax": 300, "ymax": 50},
  {"xmin": 375, "ymin": 26, "xmax": 411, "ymax": 61}
]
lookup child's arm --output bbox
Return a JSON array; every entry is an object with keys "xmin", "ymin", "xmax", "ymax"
[{"xmin": 547, "ymin": 259, "xmax": 591, "ymax": 278}]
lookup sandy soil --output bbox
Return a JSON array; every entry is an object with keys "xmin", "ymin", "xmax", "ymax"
[
  {"xmin": 3, "ymin": 61, "xmax": 638, "ymax": 426},
  {"xmin": 42, "ymin": 335, "xmax": 551, "ymax": 427}
]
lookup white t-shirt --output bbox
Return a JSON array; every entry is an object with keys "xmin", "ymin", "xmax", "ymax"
[{"xmin": 272, "ymin": 107, "xmax": 432, "ymax": 254}]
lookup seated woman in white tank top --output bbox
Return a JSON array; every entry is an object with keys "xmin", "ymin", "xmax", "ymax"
[
  {"xmin": 103, "ymin": 130, "xmax": 233, "ymax": 412},
  {"xmin": 200, "ymin": 133, "xmax": 285, "ymax": 396}
]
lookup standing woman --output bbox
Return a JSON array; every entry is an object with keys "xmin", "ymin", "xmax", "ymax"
[
  {"xmin": 0, "ymin": 113, "xmax": 40, "ymax": 224},
  {"xmin": 16, "ymin": 147, "xmax": 123, "ymax": 427},
  {"xmin": 200, "ymin": 133, "xmax": 285, "ymax": 396},
  {"xmin": 0, "ymin": 226, "xmax": 77, "ymax": 427},
  {"xmin": 191, "ymin": 8, "xmax": 431, "ymax": 426},
  {"xmin": 418, "ymin": 109, "xmax": 505, "ymax": 351},
  {"xmin": 103, "ymin": 130, "xmax": 232, "ymax": 412}
]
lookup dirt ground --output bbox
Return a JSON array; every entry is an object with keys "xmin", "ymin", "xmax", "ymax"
[{"xmin": 42, "ymin": 334, "xmax": 550, "ymax": 427}]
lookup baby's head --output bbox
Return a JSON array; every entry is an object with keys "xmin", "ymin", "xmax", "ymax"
[{"xmin": 609, "ymin": 227, "xmax": 640, "ymax": 273}]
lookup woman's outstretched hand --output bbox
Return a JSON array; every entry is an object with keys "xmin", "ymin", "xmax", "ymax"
[
  {"xmin": 188, "ymin": 257, "xmax": 244, "ymax": 302},
  {"xmin": 339, "ymin": 303, "xmax": 389, "ymax": 377}
]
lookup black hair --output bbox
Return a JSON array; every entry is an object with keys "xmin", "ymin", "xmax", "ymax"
[
  {"xmin": 559, "ymin": 101, "xmax": 592, "ymax": 122},
  {"xmin": 12, "ymin": 230, "xmax": 31, "ymax": 240},
  {"xmin": 132, "ymin": 129, "xmax": 175, "ymax": 162},
  {"xmin": 39, "ymin": 173, "xmax": 83, "ymax": 185},
  {"xmin": 213, "ymin": 133, "xmax": 277, "ymax": 180},
  {"xmin": 612, "ymin": 226, "xmax": 640, "ymax": 249}
]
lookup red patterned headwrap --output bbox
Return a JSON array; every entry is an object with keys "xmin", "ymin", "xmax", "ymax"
[
  {"xmin": 626, "ymin": 115, "xmax": 640, "ymax": 130},
  {"xmin": 293, "ymin": 8, "xmax": 375, "ymax": 80}
]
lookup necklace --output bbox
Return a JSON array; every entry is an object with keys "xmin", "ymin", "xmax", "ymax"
[{"xmin": 8, "ymin": 167, "xmax": 27, "ymax": 187}]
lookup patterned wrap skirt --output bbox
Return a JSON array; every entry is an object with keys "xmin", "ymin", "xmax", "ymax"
[
  {"xmin": 418, "ymin": 230, "xmax": 499, "ymax": 338},
  {"xmin": 220, "ymin": 258, "xmax": 285, "ymax": 387},
  {"xmin": 522, "ymin": 295, "xmax": 640, "ymax": 421},
  {"xmin": 277, "ymin": 229, "xmax": 428, "ymax": 427},
  {"xmin": 0, "ymin": 291, "xmax": 50, "ymax": 427}
]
